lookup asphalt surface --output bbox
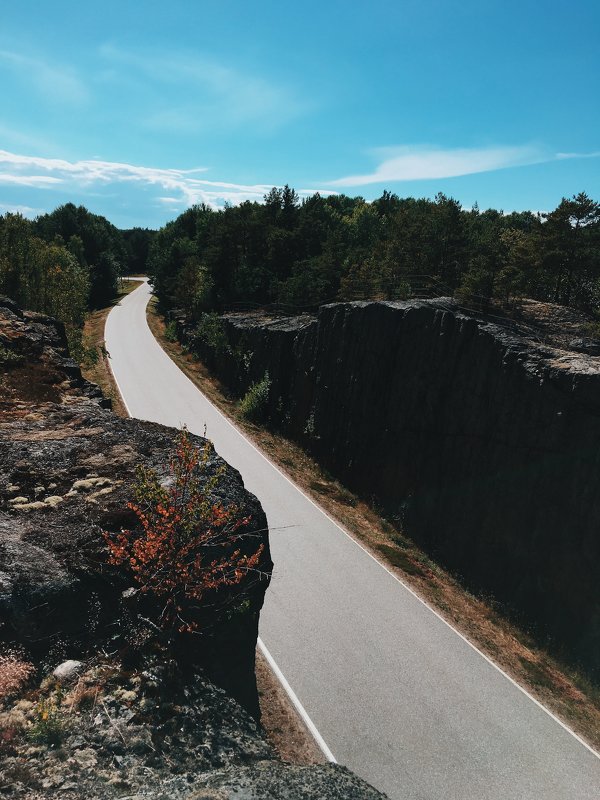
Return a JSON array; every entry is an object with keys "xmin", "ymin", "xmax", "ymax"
[{"xmin": 105, "ymin": 279, "xmax": 600, "ymax": 800}]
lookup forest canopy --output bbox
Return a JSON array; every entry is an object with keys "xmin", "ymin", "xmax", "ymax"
[
  {"xmin": 2, "ymin": 191, "xmax": 599, "ymax": 355},
  {"xmin": 0, "ymin": 203, "xmax": 154, "ymax": 356},
  {"xmin": 147, "ymin": 189, "xmax": 600, "ymax": 320}
]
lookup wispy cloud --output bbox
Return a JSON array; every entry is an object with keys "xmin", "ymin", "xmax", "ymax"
[
  {"xmin": 0, "ymin": 49, "xmax": 88, "ymax": 104},
  {"xmin": 328, "ymin": 145, "xmax": 600, "ymax": 187},
  {"xmin": 555, "ymin": 151, "xmax": 600, "ymax": 161},
  {"xmin": 0, "ymin": 203, "xmax": 44, "ymax": 217},
  {"xmin": 0, "ymin": 149, "xmax": 330, "ymax": 210},
  {"xmin": 98, "ymin": 44, "xmax": 308, "ymax": 132},
  {"xmin": 0, "ymin": 172, "xmax": 62, "ymax": 187}
]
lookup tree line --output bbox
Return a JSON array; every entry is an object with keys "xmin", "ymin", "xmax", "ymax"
[
  {"xmin": 2, "ymin": 190, "xmax": 599, "ymax": 357},
  {"xmin": 148, "ymin": 189, "xmax": 600, "ymax": 320},
  {"xmin": 0, "ymin": 203, "xmax": 154, "ymax": 356}
]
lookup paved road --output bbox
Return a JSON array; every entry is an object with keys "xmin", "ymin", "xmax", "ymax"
[{"xmin": 105, "ymin": 280, "xmax": 600, "ymax": 800}]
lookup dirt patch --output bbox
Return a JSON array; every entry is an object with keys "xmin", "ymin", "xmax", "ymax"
[
  {"xmin": 0, "ymin": 362, "xmax": 63, "ymax": 405},
  {"xmin": 147, "ymin": 300, "xmax": 600, "ymax": 755}
]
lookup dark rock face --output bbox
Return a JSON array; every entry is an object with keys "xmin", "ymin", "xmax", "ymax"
[
  {"xmin": 191, "ymin": 300, "xmax": 600, "ymax": 677},
  {"xmin": 569, "ymin": 337, "xmax": 600, "ymax": 356},
  {"xmin": 0, "ymin": 657, "xmax": 272, "ymax": 798},
  {"xmin": 201, "ymin": 762, "xmax": 389, "ymax": 799},
  {"xmin": 0, "ymin": 404, "xmax": 271, "ymax": 718},
  {"xmin": 0, "ymin": 299, "xmax": 272, "ymax": 718}
]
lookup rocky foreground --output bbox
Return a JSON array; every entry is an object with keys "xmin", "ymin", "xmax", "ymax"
[{"xmin": 0, "ymin": 297, "xmax": 386, "ymax": 799}]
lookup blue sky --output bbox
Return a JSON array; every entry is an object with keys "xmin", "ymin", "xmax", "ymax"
[{"xmin": 0, "ymin": 0, "xmax": 598, "ymax": 228}]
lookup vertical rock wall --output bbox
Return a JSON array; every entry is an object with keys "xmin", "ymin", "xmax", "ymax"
[{"xmin": 189, "ymin": 300, "xmax": 600, "ymax": 677}]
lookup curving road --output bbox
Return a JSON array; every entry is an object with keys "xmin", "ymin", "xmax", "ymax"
[{"xmin": 105, "ymin": 279, "xmax": 600, "ymax": 800}]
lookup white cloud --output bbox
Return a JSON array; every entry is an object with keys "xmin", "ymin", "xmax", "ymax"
[
  {"xmin": 555, "ymin": 151, "xmax": 600, "ymax": 161},
  {"xmin": 328, "ymin": 144, "xmax": 600, "ymax": 187},
  {"xmin": 0, "ymin": 172, "xmax": 62, "ymax": 187},
  {"xmin": 0, "ymin": 203, "xmax": 43, "ymax": 217},
  {"xmin": 0, "ymin": 49, "xmax": 88, "ymax": 104},
  {"xmin": 0, "ymin": 149, "xmax": 330, "ymax": 210}
]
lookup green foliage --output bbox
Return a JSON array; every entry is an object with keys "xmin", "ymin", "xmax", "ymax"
[
  {"xmin": 240, "ymin": 372, "xmax": 271, "ymax": 422},
  {"xmin": 35, "ymin": 203, "xmax": 127, "ymax": 307},
  {"xmin": 122, "ymin": 227, "xmax": 156, "ymax": 276},
  {"xmin": 0, "ymin": 214, "xmax": 91, "ymax": 346},
  {"xmin": 0, "ymin": 204, "xmax": 151, "ymax": 370},
  {"xmin": 456, "ymin": 257, "xmax": 495, "ymax": 306},
  {"xmin": 27, "ymin": 699, "xmax": 66, "ymax": 746},
  {"xmin": 75, "ymin": 336, "xmax": 100, "ymax": 369},
  {"xmin": 192, "ymin": 312, "xmax": 231, "ymax": 356},
  {"xmin": 541, "ymin": 192, "xmax": 600, "ymax": 309},
  {"xmin": 0, "ymin": 344, "xmax": 23, "ymax": 368},
  {"xmin": 164, "ymin": 320, "xmax": 178, "ymax": 342},
  {"xmin": 147, "ymin": 187, "xmax": 600, "ymax": 317}
]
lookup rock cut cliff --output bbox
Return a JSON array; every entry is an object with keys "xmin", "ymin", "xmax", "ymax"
[{"xmin": 189, "ymin": 299, "xmax": 600, "ymax": 678}]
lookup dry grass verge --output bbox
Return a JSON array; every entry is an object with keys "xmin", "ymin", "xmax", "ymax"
[
  {"xmin": 147, "ymin": 299, "xmax": 600, "ymax": 754},
  {"xmin": 256, "ymin": 650, "xmax": 326, "ymax": 764}
]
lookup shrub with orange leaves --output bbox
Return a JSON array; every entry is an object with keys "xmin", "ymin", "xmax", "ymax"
[
  {"xmin": 0, "ymin": 652, "xmax": 34, "ymax": 700},
  {"xmin": 104, "ymin": 428, "xmax": 264, "ymax": 635}
]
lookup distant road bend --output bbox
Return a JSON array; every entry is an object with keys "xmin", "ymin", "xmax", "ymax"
[{"xmin": 105, "ymin": 279, "xmax": 600, "ymax": 800}]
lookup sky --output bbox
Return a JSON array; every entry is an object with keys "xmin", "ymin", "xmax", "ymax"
[{"xmin": 0, "ymin": 0, "xmax": 598, "ymax": 228}]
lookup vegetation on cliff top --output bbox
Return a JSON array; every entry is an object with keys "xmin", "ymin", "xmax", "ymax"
[{"xmin": 147, "ymin": 188, "xmax": 600, "ymax": 318}]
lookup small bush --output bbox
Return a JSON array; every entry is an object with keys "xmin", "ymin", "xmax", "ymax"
[
  {"xmin": 0, "ymin": 654, "xmax": 34, "ymax": 699},
  {"xmin": 240, "ymin": 372, "xmax": 271, "ymax": 422},
  {"xmin": 28, "ymin": 699, "xmax": 66, "ymax": 746},
  {"xmin": 192, "ymin": 312, "xmax": 231, "ymax": 356},
  {"xmin": 103, "ymin": 428, "xmax": 264, "ymax": 636},
  {"xmin": 164, "ymin": 320, "xmax": 178, "ymax": 342}
]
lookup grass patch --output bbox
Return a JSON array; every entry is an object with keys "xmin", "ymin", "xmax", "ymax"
[
  {"xmin": 375, "ymin": 545, "xmax": 425, "ymax": 576},
  {"xmin": 309, "ymin": 480, "xmax": 357, "ymax": 506},
  {"xmin": 519, "ymin": 657, "xmax": 554, "ymax": 690},
  {"xmin": 0, "ymin": 344, "xmax": 24, "ymax": 368}
]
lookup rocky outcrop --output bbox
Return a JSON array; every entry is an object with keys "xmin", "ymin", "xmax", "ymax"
[
  {"xmin": 189, "ymin": 300, "xmax": 600, "ymax": 677},
  {"xmin": 0, "ymin": 403, "xmax": 271, "ymax": 718},
  {"xmin": 0, "ymin": 296, "xmax": 108, "ymax": 411},
  {"xmin": 0, "ymin": 296, "xmax": 272, "ymax": 718},
  {"xmin": 0, "ymin": 299, "xmax": 387, "ymax": 799},
  {"xmin": 0, "ymin": 653, "xmax": 385, "ymax": 800}
]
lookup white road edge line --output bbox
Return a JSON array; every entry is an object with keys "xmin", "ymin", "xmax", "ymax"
[
  {"xmin": 106, "ymin": 355, "xmax": 132, "ymax": 418},
  {"xmin": 257, "ymin": 637, "xmax": 337, "ymax": 763},
  {"xmin": 120, "ymin": 280, "xmax": 600, "ymax": 763}
]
